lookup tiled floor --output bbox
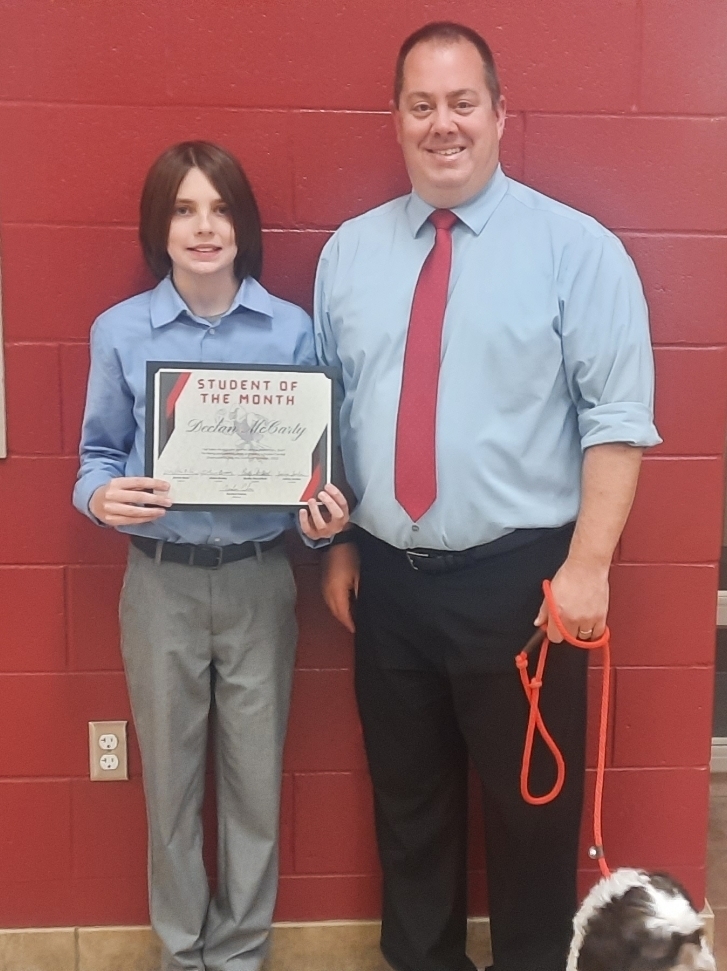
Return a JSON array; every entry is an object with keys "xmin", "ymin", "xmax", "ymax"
[{"xmin": 709, "ymin": 775, "xmax": 727, "ymax": 968}]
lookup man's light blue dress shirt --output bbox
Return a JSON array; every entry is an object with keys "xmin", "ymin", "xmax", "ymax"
[
  {"xmin": 314, "ymin": 166, "xmax": 661, "ymax": 552},
  {"xmin": 74, "ymin": 275, "xmax": 316, "ymax": 545}
]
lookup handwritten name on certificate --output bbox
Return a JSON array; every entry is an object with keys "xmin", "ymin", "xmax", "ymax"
[{"xmin": 145, "ymin": 363, "xmax": 336, "ymax": 509}]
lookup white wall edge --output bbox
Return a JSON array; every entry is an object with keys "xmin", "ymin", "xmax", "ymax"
[
  {"xmin": 712, "ymin": 737, "xmax": 727, "ymax": 774},
  {"xmin": 717, "ymin": 591, "xmax": 727, "ymax": 628}
]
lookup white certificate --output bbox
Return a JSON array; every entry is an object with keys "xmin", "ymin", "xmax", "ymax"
[{"xmin": 145, "ymin": 362, "xmax": 337, "ymax": 509}]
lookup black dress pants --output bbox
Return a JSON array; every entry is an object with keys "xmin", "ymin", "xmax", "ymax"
[{"xmin": 353, "ymin": 526, "xmax": 587, "ymax": 971}]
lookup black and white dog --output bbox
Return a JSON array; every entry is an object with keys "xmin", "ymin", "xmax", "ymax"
[{"xmin": 567, "ymin": 869, "xmax": 716, "ymax": 971}]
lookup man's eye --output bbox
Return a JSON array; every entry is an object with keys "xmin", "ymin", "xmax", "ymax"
[
  {"xmin": 456, "ymin": 102, "xmax": 474, "ymax": 110},
  {"xmin": 412, "ymin": 103, "xmax": 432, "ymax": 114}
]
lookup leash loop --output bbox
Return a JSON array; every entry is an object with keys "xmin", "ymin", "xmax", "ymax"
[{"xmin": 516, "ymin": 579, "xmax": 611, "ymax": 877}]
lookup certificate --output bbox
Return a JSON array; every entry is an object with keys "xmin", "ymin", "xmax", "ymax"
[{"xmin": 145, "ymin": 362, "xmax": 338, "ymax": 509}]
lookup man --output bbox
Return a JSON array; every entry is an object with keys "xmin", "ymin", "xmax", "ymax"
[{"xmin": 314, "ymin": 22, "xmax": 660, "ymax": 971}]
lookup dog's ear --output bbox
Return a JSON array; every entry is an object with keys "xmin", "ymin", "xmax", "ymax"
[
  {"xmin": 649, "ymin": 873, "xmax": 697, "ymax": 912},
  {"xmin": 577, "ymin": 890, "xmax": 653, "ymax": 971},
  {"xmin": 671, "ymin": 940, "xmax": 716, "ymax": 971},
  {"xmin": 626, "ymin": 926, "xmax": 683, "ymax": 967}
]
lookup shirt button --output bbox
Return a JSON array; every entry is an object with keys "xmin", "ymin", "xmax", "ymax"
[
  {"xmin": 411, "ymin": 524, "xmax": 419, "ymax": 532},
  {"xmin": 208, "ymin": 330, "xmax": 216, "ymax": 336}
]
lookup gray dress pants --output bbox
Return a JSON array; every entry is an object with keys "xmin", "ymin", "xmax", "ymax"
[{"xmin": 119, "ymin": 543, "xmax": 297, "ymax": 971}]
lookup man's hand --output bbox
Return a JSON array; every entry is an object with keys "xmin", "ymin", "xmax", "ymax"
[
  {"xmin": 321, "ymin": 542, "xmax": 359, "ymax": 634},
  {"xmin": 534, "ymin": 558, "xmax": 609, "ymax": 643},
  {"xmin": 298, "ymin": 484, "xmax": 350, "ymax": 541},
  {"xmin": 534, "ymin": 442, "xmax": 643, "ymax": 643},
  {"xmin": 89, "ymin": 477, "xmax": 172, "ymax": 526}
]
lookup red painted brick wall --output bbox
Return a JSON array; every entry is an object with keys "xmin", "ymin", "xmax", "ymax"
[{"xmin": 0, "ymin": 0, "xmax": 725, "ymax": 927}]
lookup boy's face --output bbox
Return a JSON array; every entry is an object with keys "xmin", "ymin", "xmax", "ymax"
[{"xmin": 167, "ymin": 166, "xmax": 237, "ymax": 284}]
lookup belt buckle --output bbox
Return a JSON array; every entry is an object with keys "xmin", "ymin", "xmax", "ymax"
[
  {"xmin": 405, "ymin": 550, "xmax": 429, "ymax": 571},
  {"xmin": 194, "ymin": 544, "xmax": 225, "ymax": 569}
]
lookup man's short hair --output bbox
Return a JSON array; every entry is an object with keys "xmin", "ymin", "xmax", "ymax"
[
  {"xmin": 139, "ymin": 141, "xmax": 262, "ymax": 282},
  {"xmin": 393, "ymin": 22, "xmax": 502, "ymax": 108}
]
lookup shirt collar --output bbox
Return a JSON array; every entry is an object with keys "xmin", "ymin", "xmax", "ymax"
[
  {"xmin": 149, "ymin": 274, "xmax": 274, "ymax": 328},
  {"xmin": 404, "ymin": 165, "xmax": 509, "ymax": 237}
]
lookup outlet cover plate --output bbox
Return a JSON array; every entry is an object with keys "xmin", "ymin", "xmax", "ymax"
[{"xmin": 89, "ymin": 720, "xmax": 128, "ymax": 781}]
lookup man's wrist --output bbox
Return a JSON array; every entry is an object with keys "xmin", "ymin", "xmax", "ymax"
[{"xmin": 562, "ymin": 550, "xmax": 611, "ymax": 578}]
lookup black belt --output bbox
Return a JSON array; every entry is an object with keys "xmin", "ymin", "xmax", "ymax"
[
  {"xmin": 354, "ymin": 524, "xmax": 574, "ymax": 574},
  {"xmin": 130, "ymin": 533, "xmax": 284, "ymax": 569}
]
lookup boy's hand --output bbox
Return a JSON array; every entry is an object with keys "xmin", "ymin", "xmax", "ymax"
[{"xmin": 89, "ymin": 477, "xmax": 172, "ymax": 526}]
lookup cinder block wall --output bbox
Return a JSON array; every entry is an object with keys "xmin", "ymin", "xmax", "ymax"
[{"xmin": 0, "ymin": 0, "xmax": 725, "ymax": 927}]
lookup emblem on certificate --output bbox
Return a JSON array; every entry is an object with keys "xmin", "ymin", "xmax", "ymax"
[{"xmin": 145, "ymin": 362, "xmax": 338, "ymax": 509}]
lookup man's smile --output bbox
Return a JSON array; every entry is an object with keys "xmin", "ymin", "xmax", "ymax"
[{"xmin": 427, "ymin": 146, "xmax": 465, "ymax": 157}]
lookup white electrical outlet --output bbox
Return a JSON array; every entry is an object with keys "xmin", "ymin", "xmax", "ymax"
[{"xmin": 89, "ymin": 721, "xmax": 128, "ymax": 781}]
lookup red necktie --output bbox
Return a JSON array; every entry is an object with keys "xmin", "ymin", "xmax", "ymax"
[{"xmin": 394, "ymin": 209, "xmax": 458, "ymax": 521}]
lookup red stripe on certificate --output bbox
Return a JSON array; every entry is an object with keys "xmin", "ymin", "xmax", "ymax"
[
  {"xmin": 299, "ymin": 463, "xmax": 322, "ymax": 502},
  {"xmin": 165, "ymin": 371, "xmax": 191, "ymax": 418}
]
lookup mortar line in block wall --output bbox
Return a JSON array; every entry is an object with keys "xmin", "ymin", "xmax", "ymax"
[
  {"xmin": 517, "ymin": 110, "xmax": 527, "ymax": 176},
  {"xmin": 0, "ymin": 224, "xmax": 332, "ymax": 236},
  {"xmin": 631, "ymin": 0, "xmax": 645, "ymax": 112},
  {"xmin": 4, "ymin": 221, "xmax": 727, "ymax": 240},
  {"xmin": 0, "ymin": 256, "xmax": 6, "ymax": 459},
  {"xmin": 0, "ymin": 222, "xmax": 329, "ymax": 235},
  {"xmin": 280, "ymin": 871, "xmax": 381, "ymax": 879},
  {"xmin": 61, "ymin": 563, "xmax": 70, "ymax": 672},
  {"xmin": 0, "ymin": 670, "xmax": 128, "ymax": 678},
  {"xmin": 286, "ymin": 769, "xmax": 358, "ymax": 779},
  {"xmin": 639, "ymin": 454, "xmax": 724, "ymax": 461},
  {"xmin": 608, "ymin": 769, "xmax": 714, "ymax": 776},
  {"xmin": 0, "ymin": 564, "xmax": 71, "ymax": 570},
  {"xmin": 0, "ymin": 100, "xmax": 392, "ymax": 114},
  {"xmin": 609, "ymin": 665, "xmax": 713, "ymax": 672},
  {"xmin": 291, "ymin": 667, "xmax": 352, "ymax": 672},
  {"xmin": 651, "ymin": 344, "xmax": 727, "ymax": 351},
  {"xmin": 0, "ymin": 98, "xmax": 725, "ymax": 119},
  {"xmin": 612, "ymin": 230, "xmax": 727, "ymax": 238},
  {"xmin": 617, "ymin": 231, "xmax": 727, "ymax": 238},
  {"xmin": 516, "ymin": 111, "xmax": 727, "ymax": 121}
]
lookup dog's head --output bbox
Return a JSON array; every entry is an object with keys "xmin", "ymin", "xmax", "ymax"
[{"xmin": 568, "ymin": 869, "xmax": 716, "ymax": 971}]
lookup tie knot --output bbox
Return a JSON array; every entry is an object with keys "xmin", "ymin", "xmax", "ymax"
[{"xmin": 429, "ymin": 209, "xmax": 457, "ymax": 232}]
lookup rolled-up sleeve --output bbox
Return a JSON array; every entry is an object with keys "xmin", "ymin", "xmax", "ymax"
[{"xmin": 559, "ymin": 232, "xmax": 662, "ymax": 450}]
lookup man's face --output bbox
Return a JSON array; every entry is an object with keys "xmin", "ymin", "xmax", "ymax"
[{"xmin": 393, "ymin": 39, "xmax": 506, "ymax": 209}]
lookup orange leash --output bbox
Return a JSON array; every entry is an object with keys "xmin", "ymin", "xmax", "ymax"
[{"xmin": 515, "ymin": 579, "xmax": 611, "ymax": 878}]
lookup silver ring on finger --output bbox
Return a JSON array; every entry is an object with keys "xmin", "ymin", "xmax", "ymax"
[{"xmin": 577, "ymin": 627, "xmax": 594, "ymax": 640}]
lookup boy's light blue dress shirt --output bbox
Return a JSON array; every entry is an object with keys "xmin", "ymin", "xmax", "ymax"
[
  {"xmin": 74, "ymin": 275, "xmax": 316, "ymax": 545},
  {"xmin": 314, "ymin": 166, "xmax": 661, "ymax": 552}
]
